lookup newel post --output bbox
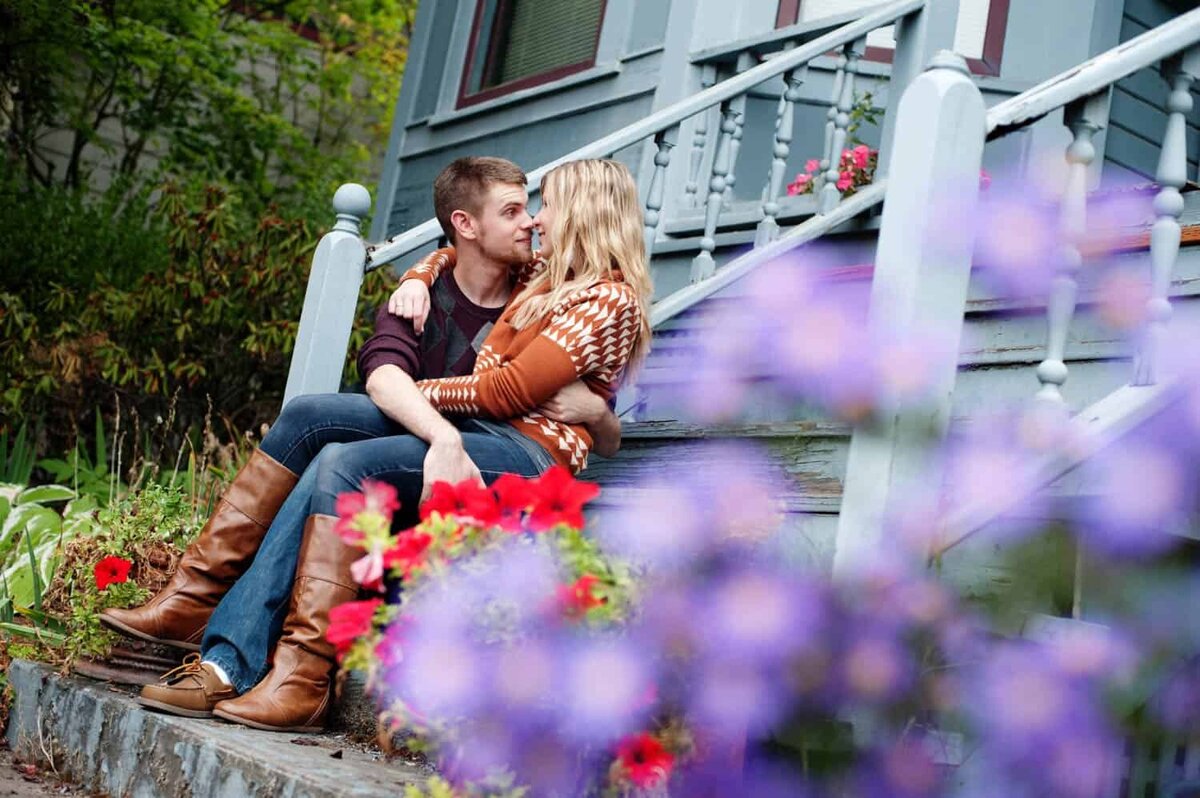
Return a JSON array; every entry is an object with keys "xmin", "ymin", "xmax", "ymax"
[
  {"xmin": 877, "ymin": 0, "xmax": 960, "ymax": 180},
  {"xmin": 283, "ymin": 183, "xmax": 371, "ymax": 407},
  {"xmin": 832, "ymin": 53, "xmax": 986, "ymax": 578}
]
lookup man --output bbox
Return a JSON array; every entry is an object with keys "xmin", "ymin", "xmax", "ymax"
[{"xmin": 101, "ymin": 156, "xmax": 619, "ymax": 729}]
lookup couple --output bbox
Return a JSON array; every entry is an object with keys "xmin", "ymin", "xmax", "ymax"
[{"xmin": 97, "ymin": 156, "xmax": 653, "ymax": 732}]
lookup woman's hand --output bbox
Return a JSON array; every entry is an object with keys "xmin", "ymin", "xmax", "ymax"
[
  {"xmin": 388, "ymin": 279, "xmax": 432, "ymax": 334},
  {"xmin": 538, "ymin": 380, "xmax": 606, "ymax": 425}
]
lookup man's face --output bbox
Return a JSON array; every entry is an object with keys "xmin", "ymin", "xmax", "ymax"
[{"xmin": 465, "ymin": 182, "xmax": 533, "ymax": 264}]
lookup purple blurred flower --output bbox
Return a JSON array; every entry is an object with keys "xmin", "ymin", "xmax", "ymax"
[
  {"xmin": 597, "ymin": 442, "xmax": 786, "ymax": 570},
  {"xmin": 967, "ymin": 641, "xmax": 1122, "ymax": 798},
  {"xmin": 850, "ymin": 735, "xmax": 948, "ymax": 798},
  {"xmin": 1075, "ymin": 440, "xmax": 1189, "ymax": 557},
  {"xmin": 1152, "ymin": 658, "xmax": 1200, "ymax": 733},
  {"xmin": 837, "ymin": 626, "xmax": 916, "ymax": 705},
  {"xmin": 558, "ymin": 636, "xmax": 653, "ymax": 743},
  {"xmin": 973, "ymin": 192, "xmax": 1061, "ymax": 298}
]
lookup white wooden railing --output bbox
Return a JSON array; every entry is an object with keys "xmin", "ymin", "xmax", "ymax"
[
  {"xmin": 282, "ymin": 0, "xmax": 957, "ymax": 403},
  {"xmin": 926, "ymin": 8, "xmax": 1200, "ymax": 557}
]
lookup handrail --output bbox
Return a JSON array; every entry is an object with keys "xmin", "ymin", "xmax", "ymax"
[
  {"xmin": 986, "ymin": 7, "xmax": 1200, "ymax": 139},
  {"xmin": 931, "ymin": 381, "xmax": 1181, "ymax": 557},
  {"xmin": 650, "ymin": 181, "xmax": 887, "ymax": 327},
  {"xmin": 688, "ymin": 9, "xmax": 876, "ymax": 65},
  {"xmin": 364, "ymin": 0, "xmax": 924, "ymax": 272}
]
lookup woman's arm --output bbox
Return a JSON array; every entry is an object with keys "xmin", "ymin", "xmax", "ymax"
[
  {"xmin": 398, "ymin": 247, "xmax": 456, "ymax": 288},
  {"xmin": 415, "ymin": 284, "xmax": 641, "ymax": 420},
  {"xmin": 538, "ymin": 381, "xmax": 622, "ymax": 456}
]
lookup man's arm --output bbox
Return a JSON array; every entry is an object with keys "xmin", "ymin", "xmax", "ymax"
[
  {"xmin": 365, "ymin": 366, "xmax": 482, "ymax": 497},
  {"xmin": 358, "ymin": 308, "xmax": 483, "ymax": 498}
]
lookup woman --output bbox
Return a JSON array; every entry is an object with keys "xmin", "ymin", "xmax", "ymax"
[{"xmin": 202, "ymin": 158, "xmax": 654, "ymax": 732}]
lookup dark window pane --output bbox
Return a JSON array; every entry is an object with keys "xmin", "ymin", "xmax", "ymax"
[{"xmin": 481, "ymin": 0, "xmax": 604, "ymax": 90}]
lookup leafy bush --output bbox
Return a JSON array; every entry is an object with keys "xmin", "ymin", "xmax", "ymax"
[
  {"xmin": 0, "ymin": 0, "xmax": 415, "ymax": 208},
  {"xmin": 2, "ymin": 179, "xmax": 397, "ymax": 457}
]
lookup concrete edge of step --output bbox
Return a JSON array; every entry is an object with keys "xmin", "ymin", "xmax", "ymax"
[{"xmin": 6, "ymin": 659, "xmax": 432, "ymax": 798}]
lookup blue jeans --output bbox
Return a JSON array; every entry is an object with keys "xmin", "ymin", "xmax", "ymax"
[{"xmin": 200, "ymin": 393, "xmax": 550, "ymax": 694}]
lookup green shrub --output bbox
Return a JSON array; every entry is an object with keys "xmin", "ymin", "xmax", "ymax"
[{"xmin": 1, "ymin": 180, "xmax": 397, "ymax": 457}]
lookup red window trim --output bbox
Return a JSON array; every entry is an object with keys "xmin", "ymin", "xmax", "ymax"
[
  {"xmin": 777, "ymin": 0, "xmax": 1010, "ymax": 77},
  {"xmin": 776, "ymin": 0, "xmax": 802, "ymax": 28},
  {"xmin": 456, "ymin": 0, "xmax": 609, "ymax": 109}
]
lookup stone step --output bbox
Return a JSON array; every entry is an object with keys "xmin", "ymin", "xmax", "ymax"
[{"xmin": 6, "ymin": 660, "xmax": 431, "ymax": 798}]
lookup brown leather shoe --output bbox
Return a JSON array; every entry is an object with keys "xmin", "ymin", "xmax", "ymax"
[
  {"xmin": 100, "ymin": 449, "xmax": 298, "ymax": 651},
  {"xmin": 213, "ymin": 514, "xmax": 358, "ymax": 733},
  {"xmin": 137, "ymin": 654, "xmax": 239, "ymax": 718}
]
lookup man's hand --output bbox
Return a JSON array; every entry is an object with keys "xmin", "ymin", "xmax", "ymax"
[
  {"xmin": 538, "ymin": 380, "xmax": 607, "ymax": 425},
  {"xmin": 421, "ymin": 431, "xmax": 484, "ymax": 503},
  {"xmin": 388, "ymin": 279, "xmax": 432, "ymax": 334}
]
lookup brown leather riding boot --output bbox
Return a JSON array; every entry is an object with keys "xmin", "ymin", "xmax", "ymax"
[
  {"xmin": 213, "ymin": 514, "xmax": 359, "ymax": 733},
  {"xmin": 100, "ymin": 449, "xmax": 298, "ymax": 651}
]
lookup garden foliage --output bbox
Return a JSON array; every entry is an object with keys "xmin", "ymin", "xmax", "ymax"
[{"xmin": 0, "ymin": 0, "xmax": 415, "ymax": 453}]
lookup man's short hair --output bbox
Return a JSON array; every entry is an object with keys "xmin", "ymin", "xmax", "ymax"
[{"xmin": 433, "ymin": 157, "xmax": 527, "ymax": 244}]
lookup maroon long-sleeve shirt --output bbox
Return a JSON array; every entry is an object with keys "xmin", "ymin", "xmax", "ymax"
[{"xmin": 356, "ymin": 272, "xmax": 504, "ymax": 382}]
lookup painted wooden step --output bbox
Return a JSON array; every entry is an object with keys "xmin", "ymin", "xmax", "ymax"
[{"xmin": 6, "ymin": 660, "xmax": 431, "ymax": 797}]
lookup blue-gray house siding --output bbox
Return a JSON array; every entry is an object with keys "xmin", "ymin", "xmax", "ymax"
[{"xmin": 1104, "ymin": 0, "xmax": 1200, "ymax": 181}]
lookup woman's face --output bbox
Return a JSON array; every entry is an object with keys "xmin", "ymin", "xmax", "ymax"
[{"xmin": 532, "ymin": 192, "xmax": 558, "ymax": 257}]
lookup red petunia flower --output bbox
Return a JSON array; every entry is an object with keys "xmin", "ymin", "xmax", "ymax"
[
  {"xmin": 492, "ymin": 472, "xmax": 536, "ymax": 531},
  {"xmin": 382, "ymin": 529, "xmax": 434, "ymax": 579},
  {"xmin": 335, "ymin": 480, "xmax": 401, "ymax": 545},
  {"xmin": 326, "ymin": 598, "xmax": 383, "ymax": 661},
  {"xmin": 94, "ymin": 556, "xmax": 132, "ymax": 591},
  {"xmin": 615, "ymin": 732, "xmax": 675, "ymax": 788},
  {"xmin": 420, "ymin": 479, "xmax": 500, "ymax": 528},
  {"xmin": 528, "ymin": 466, "xmax": 600, "ymax": 531},
  {"xmin": 558, "ymin": 573, "xmax": 605, "ymax": 619}
]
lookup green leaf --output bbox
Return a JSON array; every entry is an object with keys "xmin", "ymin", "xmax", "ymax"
[
  {"xmin": 20, "ymin": 507, "xmax": 62, "ymax": 552},
  {"xmin": 0, "ymin": 622, "xmax": 65, "ymax": 645},
  {"xmin": 16, "ymin": 485, "xmax": 76, "ymax": 505},
  {"xmin": 24, "ymin": 533, "xmax": 42, "ymax": 611},
  {"xmin": 0, "ymin": 504, "xmax": 51, "ymax": 562},
  {"xmin": 63, "ymin": 494, "xmax": 99, "ymax": 520}
]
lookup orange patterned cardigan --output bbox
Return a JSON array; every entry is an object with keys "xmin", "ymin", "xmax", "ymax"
[{"xmin": 399, "ymin": 248, "xmax": 642, "ymax": 473}]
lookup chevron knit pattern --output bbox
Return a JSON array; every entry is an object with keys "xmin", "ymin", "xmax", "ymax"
[{"xmin": 400, "ymin": 248, "xmax": 640, "ymax": 473}]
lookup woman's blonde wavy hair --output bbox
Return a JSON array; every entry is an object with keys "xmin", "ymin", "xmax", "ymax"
[{"xmin": 509, "ymin": 159, "xmax": 653, "ymax": 372}]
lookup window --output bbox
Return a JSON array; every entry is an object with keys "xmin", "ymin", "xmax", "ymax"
[
  {"xmin": 458, "ymin": 0, "xmax": 607, "ymax": 107},
  {"xmin": 777, "ymin": 0, "xmax": 1010, "ymax": 76}
]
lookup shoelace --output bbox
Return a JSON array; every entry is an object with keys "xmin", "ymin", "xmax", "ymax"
[{"xmin": 159, "ymin": 653, "xmax": 207, "ymax": 686}]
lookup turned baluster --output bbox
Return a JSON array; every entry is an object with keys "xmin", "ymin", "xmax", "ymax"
[
  {"xmin": 1133, "ymin": 48, "xmax": 1200, "ymax": 386},
  {"xmin": 819, "ymin": 38, "xmax": 866, "ymax": 215},
  {"xmin": 756, "ymin": 65, "xmax": 808, "ymax": 246},
  {"xmin": 817, "ymin": 53, "xmax": 848, "ymax": 194},
  {"xmin": 762, "ymin": 42, "xmax": 799, "ymax": 204},
  {"xmin": 723, "ymin": 53, "xmax": 755, "ymax": 203},
  {"xmin": 690, "ymin": 99, "xmax": 740, "ymax": 283},
  {"xmin": 644, "ymin": 126, "xmax": 679, "ymax": 257},
  {"xmin": 1036, "ymin": 93, "xmax": 1107, "ymax": 404},
  {"xmin": 684, "ymin": 65, "xmax": 718, "ymax": 207}
]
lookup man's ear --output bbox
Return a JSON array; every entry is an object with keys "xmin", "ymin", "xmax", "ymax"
[{"xmin": 450, "ymin": 209, "xmax": 477, "ymax": 242}]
